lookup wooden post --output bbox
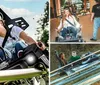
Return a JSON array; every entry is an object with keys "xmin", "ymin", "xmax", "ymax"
[
  {"xmin": 50, "ymin": 0, "xmax": 61, "ymax": 41},
  {"xmin": 84, "ymin": 0, "xmax": 87, "ymax": 11},
  {"xmin": 89, "ymin": 0, "xmax": 96, "ymax": 12},
  {"xmin": 56, "ymin": 0, "xmax": 61, "ymax": 16}
]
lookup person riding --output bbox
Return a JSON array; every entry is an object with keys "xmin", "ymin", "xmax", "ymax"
[
  {"xmin": 0, "ymin": 16, "xmax": 46, "ymax": 62},
  {"xmin": 69, "ymin": 51, "xmax": 80, "ymax": 63},
  {"xmin": 56, "ymin": 7, "xmax": 81, "ymax": 39},
  {"xmin": 59, "ymin": 52, "xmax": 67, "ymax": 66}
]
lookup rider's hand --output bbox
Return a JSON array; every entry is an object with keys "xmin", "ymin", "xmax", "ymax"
[
  {"xmin": 55, "ymin": 28, "xmax": 60, "ymax": 33},
  {"xmin": 78, "ymin": 25, "xmax": 82, "ymax": 32},
  {"xmin": 37, "ymin": 41, "xmax": 46, "ymax": 51}
]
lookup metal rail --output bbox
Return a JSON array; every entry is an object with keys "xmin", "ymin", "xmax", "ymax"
[
  {"xmin": 50, "ymin": 61, "xmax": 100, "ymax": 84},
  {"xmin": 0, "ymin": 68, "xmax": 45, "ymax": 82},
  {"xmin": 51, "ymin": 50, "xmax": 100, "ymax": 85},
  {"xmin": 51, "ymin": 50, "xmax": 100, "ymax": 74},
  {"xmin": 73, "ymin": 72, "xmax": 100, "ymax": 85},
  {"xmin": 55, "ymin": 65, "xmax": 100, "ymax": 85}
]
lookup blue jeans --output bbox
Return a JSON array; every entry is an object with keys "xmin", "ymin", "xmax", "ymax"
[
  {"xmin": 93, "ymin": 17, "xmax": 100, "ymax": 39},
  {"xmin": 60, "ymin": 27, "xmax": 77, "ymax": 38},
  {"xmin": 12, "ymin": 42, "xmax": 24, "ymax": 60},
  {"xmin": 0, "ymin": 42, "xmax": 25, "ymax": 62},
  {"xmin": 0, "ymin": 48, "xmax": 6, "ymax": 62}
]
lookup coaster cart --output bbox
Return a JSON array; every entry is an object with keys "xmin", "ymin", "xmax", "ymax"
[
  {"xmin": 55, "ymin": 14, "xmax": 84, "ymax": 42},
  {"xmin": 55, "ymin": 27, "xmax": 83, "ymax": 42},
  {"xmin": 54, "ymin": 50, "xmax": 100, "ymax": 75}
]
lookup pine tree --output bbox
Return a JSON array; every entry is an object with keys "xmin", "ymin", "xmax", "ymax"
[{"xmin": 36, "ymin": 1, "xmax": 49, "ymax": 46}]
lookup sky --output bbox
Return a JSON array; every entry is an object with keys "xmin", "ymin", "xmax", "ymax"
[{"xmin": 0, "ymin": 0, "xmax": 48, "ymax": 40}]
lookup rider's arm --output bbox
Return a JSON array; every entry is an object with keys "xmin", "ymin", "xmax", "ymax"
[
  {"xmin": 0, "ymin": 25, "xmax": 6, "ymax": 37},
  {"xmin": 91, "ymin": 5, "xmax": 95, "ymax": 22},
  {"xmin": 14, "ymin": 26, "xmax": 46, "ymax": 50},
  {"xmin": 12, "ymin": 26, "xmax": 36, "ymax": 45},
  {"xmin": 19, "ymin": 31, "xmax": 36, "ymax": 45},
  {"xmin": 57, "ymin": 19, "xmax": 63, "ymax": 32},
  {"xmin": 62, "ymin": 59, "xmax": 66, "ymax": 65}
]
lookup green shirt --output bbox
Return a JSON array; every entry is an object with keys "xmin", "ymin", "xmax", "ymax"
[{"xmin": 70, "ymin": 56, "xmax": 80, "ymax": 62}]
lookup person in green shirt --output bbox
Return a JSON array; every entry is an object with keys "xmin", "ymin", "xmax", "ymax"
[{"xmin": 69, "ymin": 51, "xmax": 80, "ymax": 62}]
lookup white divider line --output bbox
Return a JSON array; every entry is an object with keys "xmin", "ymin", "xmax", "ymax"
[
  {"xmin": 0, "ymin": 68, "xmax": 41, "ymax": 76},
  {"xmin": 51, "ymin": 50, "xmax": 100, "ymax": 74}
]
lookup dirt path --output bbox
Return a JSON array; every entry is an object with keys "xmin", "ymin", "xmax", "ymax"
[{"xmin": 79, "ymin": 14, "xmax": 100, "ymax": 42}]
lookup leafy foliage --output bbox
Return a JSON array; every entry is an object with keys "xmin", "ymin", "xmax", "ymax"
[
  {"xmin": 36, "ymin": 1, "xmax": 49, "ymax": 46},
  {"xmin": 61, "ymin": 0, "xmax": 66, "ymax": 6}
]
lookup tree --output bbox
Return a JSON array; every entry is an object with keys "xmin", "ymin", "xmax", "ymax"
[
  {"xmin": 36, "ymin": 1, "xmax": 49, "ymax": 46},
  {"xmin": 61, "ymin": 0, "xmax": 66, "ymax": 6}
]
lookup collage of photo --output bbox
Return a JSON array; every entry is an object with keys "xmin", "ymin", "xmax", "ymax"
[{"xmin": 0, "ymin": 0, "xmax": 100, "ymax": 85}]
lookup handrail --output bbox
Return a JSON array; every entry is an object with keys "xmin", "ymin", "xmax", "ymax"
[
  {"xmin": 0, "ymin": 68, "xmax": 44, "ymax": 82},
  {"xmin": 51, "ymin": 50, "xmax": 100, "ymax": 74},
  {"xmin": 73, "ymin": 72, "xmax": 100, "ymax": 85},
  {"xmin": 50, "ymin": 61, "xmax": 100, "ymax": 84}
]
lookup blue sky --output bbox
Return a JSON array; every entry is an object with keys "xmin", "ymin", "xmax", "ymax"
[
  {"xmin": 0, "ymin": 0, "xmax": 48, "ymax": 14},
  {"xmin": 0, "ymin": 0, "xmax": 48, "ymax": 40}
]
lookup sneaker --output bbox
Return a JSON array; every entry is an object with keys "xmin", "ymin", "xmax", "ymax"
[{"xmin": 90, "ymin": 38, "xmax": 97, "ymax": 41}]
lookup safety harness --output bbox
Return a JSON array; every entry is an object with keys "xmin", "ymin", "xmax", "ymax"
[{"xmin": 2, "ymin": 25, "xmax": 15, "ymax": 48}]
